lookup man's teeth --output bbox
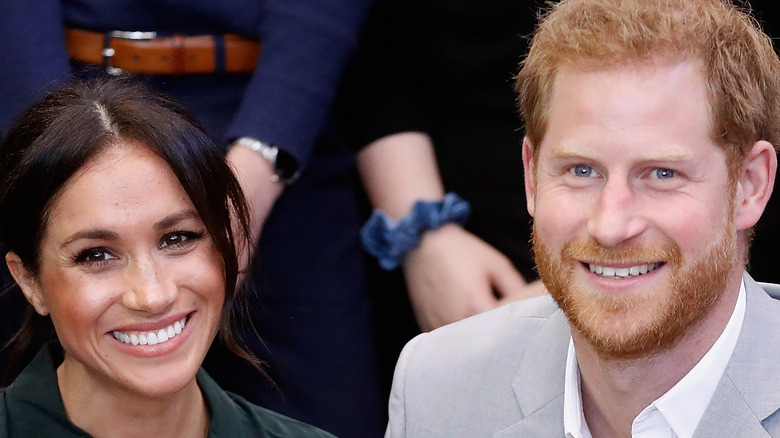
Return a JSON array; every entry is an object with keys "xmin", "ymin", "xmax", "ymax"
[
  {"xmin": 112, "ymin": 316, "xmax": 188, "ymax": 346},
  {"xmin": 589, "ymin": 263, "xmax": 661, "ymax": 278}
]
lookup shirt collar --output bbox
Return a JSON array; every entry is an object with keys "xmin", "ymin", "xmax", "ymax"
[
  {"xmin": 563, "ymin": 280, "xmax": 746, "ymax": 438},
  {"xmin": 564, "ymin": 336, "xmax": 591, "ymax": 438}
]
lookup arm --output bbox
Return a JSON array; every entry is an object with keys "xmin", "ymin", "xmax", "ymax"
[
  {"xmin": 358, "ymin": 133, "xmax": 544, "ymax": 331},
  {"xmin": 0, "ymin": 0, "xmax": 71, "ymax": 133},
  {"xmin": 225, "ymin": 0, "xmax": 373, "ymax": 168},
  {"xmin": 226, "ymin": 146, "xmax": 283, "ymax": 264},
  {"xmin": 224, "ymin": 0, "xmax": 373, "ymax": 265}
]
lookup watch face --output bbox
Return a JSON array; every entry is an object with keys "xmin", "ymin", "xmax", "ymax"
[{"xmin": 274, "ymin": 149, "xmax": 300, "ymax": 182}]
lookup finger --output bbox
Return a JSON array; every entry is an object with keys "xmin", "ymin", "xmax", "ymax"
[
  {"xmin": 497, "ymin": 279, "xmax": 548, "ymax": 306},
  {"xmin": 486, "ymin": 253, "xmax": 528, "ymax": 299},
  {"xmin": 424, "ymin": 281, "xmax": 498, "ymax": 330}
]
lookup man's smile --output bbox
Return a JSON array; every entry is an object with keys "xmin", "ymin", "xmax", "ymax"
[{"xmin": 586, "ymin": 262, "xmax": 664, "ymax": 279}]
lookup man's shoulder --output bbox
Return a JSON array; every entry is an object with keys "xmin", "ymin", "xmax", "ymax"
[
  {"xmin": 409, "ymin": 294, "xmax": 566, "ymax": 363},
  {"xmin": 427, "ymin": 294, "xmax": 563, "ymax": 340},
  {"xmin": 745, "ymin": 275, "xmax": 780, "ymax": 318},
  {"xmin": 387, "ymin": 295, "xmax": 570, "ymax": 435},
  {"xmin": 701, "ymin": 275, "xmax": 780, "ymax": 437},
  {"xmin": 756, "ymin": 281, "xmax": 780, "ymax": 301}
]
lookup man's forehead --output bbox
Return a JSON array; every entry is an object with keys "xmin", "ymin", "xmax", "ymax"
[
  {"xmin": 551, "ymin": 57, "xmax": 707, "ymax": 93},
  {"xmin": 538, "ymin": 59, "xmax": 714, "ymax": 151},
  {"xmin": 547, "ymin": 60, "xmax": 711, "ymax": 131}
]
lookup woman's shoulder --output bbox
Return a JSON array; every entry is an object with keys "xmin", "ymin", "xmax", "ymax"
[
  {"xmin": 0, "ymin": 344, "xmax": 89, "ymax": 438},
  {"xmin": 197, "ymin": 369, "xmax": 336, "ymax": 437},
  {"xmin": 227, "ymin": 393, "xmax": 337, "ymax": 437},
  {"xmin": 0, "ymin": 388, "xmax": 7, "ymax": 438}
]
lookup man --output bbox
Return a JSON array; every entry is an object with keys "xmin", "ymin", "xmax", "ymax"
[{"xmin": 385, "ymin": 0, "xmax": 780, "ymax": 436}]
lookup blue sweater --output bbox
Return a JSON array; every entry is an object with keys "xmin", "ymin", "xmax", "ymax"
[{"xmin": 0, "ymin": 0, "xmax": 372, "ymax": 168}]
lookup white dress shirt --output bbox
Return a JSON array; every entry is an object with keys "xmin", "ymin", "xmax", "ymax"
[{"xmin": 564, "ymin": 281, "xmax": 747, "ymax": 438}]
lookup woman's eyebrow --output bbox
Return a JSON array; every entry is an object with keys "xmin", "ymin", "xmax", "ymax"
[
  {"xmin": 153, "ymin": 209, "xmax": 201, "ymax": 231},
  {"xmin": 62, "ymin": 229, "xmax": 119, "ymax": 246},
  {"xmin": 60, "ymin": 210, "xmax": 202, "ymax": 247}
]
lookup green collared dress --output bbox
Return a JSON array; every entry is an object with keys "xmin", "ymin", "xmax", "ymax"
[{"xmin": 0, "ymin": 343, "xmax": 336, "ymax": 437}]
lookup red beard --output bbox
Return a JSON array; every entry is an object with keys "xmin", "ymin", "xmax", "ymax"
[{"xmin": 533, "ymin": 225, "xmax": 737, "ymax": 360}]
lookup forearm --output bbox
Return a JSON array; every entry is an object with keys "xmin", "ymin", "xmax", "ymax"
[
  {"xmin": 226, "ymin": 145, "xmax": 283, "ymax": 253},
  {"xmin": 357, "ymin": 131, "xmax": 445, "ymax": 219},
  {"xmin": 226, "ymin": 0, "xmax": 374, "ymax": 167}
]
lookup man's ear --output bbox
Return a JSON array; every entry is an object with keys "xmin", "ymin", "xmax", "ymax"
[
  {"xmin": 522, "ymin": 137, "xmax": 537, "ymax": 218},
  {"xmin": 734, "ymin": 140, "xmax": 777, "ymax": 231},
  {"xmin": 5, "ymin": 252, "xmax": 49, "ymax": 316}
]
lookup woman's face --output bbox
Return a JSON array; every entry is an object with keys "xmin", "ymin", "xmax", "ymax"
[{"xmin": 11, "ymin": 142, "xmax": 225, "ymax": 399}]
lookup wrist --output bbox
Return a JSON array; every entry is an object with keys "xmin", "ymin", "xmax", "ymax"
[
  {"xmin": 233, "ymin": 137, "xmax": 300, "ymax": 184},
  {"xmin": 360, "ymin": 193, "xmax": 470, "ymax": 270}
]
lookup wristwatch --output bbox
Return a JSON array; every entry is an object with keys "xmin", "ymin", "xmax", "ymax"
[{"xmin": 235, "ymin": 137, "xmax": 301, "ymax": 184}]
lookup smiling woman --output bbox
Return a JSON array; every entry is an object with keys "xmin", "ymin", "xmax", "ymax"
[{"xmin": 0, "ymin": 78, "xmax": 333, "ymax": 437}]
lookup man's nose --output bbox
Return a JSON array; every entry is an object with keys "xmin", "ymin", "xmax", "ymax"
[
  {"xmin": 587, "ymin": 177, "xmax": 647, "ymax": 247},
  {"xmin": 121, "ymin": 255, "xmax": 176, "ymax": 314}
]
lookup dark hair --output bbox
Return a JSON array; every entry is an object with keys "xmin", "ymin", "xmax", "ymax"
[{"xmin": 0, "ymin": 77, "xmax": 262, "ymax": 382}]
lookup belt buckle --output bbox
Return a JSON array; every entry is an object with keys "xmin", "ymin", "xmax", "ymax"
[{"xmin": 103, "ymin": 30, "xmax": 158, "ymax": 76}]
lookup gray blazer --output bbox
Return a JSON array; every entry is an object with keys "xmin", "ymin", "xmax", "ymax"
[{"xmin": 386, "ymin": 273, "xmax": 780, "ymax": 437}]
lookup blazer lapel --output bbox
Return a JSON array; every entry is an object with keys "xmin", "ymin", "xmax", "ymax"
[
  {"xmin": 694, "ymin": 273, "xmax": 780, "ymax": 437},
  {"xmin": 495, "ymin": 309, "xmax": 570, "ymax": 437},
  {"xmin": 694, "ymin": 377, "xmax": 772, "ymax": 438}
]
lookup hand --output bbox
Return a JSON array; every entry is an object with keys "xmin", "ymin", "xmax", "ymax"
[
  {"xmin": 497, "ymin": 278, "xmax": 548, "ymax": 306},
  {"xmin": 226, "ymin": 144, "xmax": 284, "ymax": 275},
  {"xmin": 403, "ymin": 224, "xmax": 546, "ymax": 331}
]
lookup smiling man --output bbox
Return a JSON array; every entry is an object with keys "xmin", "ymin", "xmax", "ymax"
[{"xmin": 384, "ymin": 1, "xmax": 780, "ymax": 437}]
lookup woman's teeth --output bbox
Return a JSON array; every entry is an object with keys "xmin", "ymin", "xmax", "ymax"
[
  {"xmin": 112, "ymin": 315, "xmax": 188, "ymax": 346},
  {"xmin": 589, "ymin": 262, "xmax": 661, "ymax": 278}
]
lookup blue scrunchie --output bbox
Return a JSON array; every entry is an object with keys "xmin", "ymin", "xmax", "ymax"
[{"xmin": 360, "ymin": 192, "xmax": 471, "ymax": 270}]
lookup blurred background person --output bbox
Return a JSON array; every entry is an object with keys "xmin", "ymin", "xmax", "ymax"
[{"xmin": 337, "ymin": 0, "xmax": 548, "ymax": 401}]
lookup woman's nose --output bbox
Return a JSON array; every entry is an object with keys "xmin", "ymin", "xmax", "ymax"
[{"xmin": 121, "ymin": 256, "xmax": 176, "ymax": 314}]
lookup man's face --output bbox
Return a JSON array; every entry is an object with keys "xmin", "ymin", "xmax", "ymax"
[{"xmin": 524, "ymin": 61, "xmax": 741, "ymax": 359}]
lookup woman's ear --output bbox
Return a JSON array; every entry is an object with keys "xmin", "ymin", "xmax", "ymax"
[{"xmin": 5, "ymin": 252, "xmax": 50, "ymax": 315}]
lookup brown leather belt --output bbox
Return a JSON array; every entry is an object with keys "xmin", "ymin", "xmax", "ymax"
[{"xmin": 65, "ymin": 27, "xmax": 261, "ymax": 75}]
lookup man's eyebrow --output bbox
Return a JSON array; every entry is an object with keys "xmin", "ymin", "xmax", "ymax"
[
  {"xmin": 549, "ymin": 144, "xmax": 692, "ymax": 162},
  {"xmin": 549, "ymin": 145, "xmax": 585, "ymax": 160}
]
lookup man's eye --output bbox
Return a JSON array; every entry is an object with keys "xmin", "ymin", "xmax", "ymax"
[
  {"xmin": 652, "ymin": 168, "xmax": 676, "ymax": 179},
  {"xmin": 571, "ymin": 165, "xmax": 600, "ymax": 178}
]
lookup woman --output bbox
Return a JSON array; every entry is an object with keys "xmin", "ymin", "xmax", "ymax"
[
  {"xmin": 0, "ymin": 78, "xmax": 333, "ymax": 437},
  {"xmin": 0, "ymin": 3, "xmax": 383, "ymax": 434}
]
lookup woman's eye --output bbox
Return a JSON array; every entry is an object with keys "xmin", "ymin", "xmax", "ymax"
[
  {"xmin": 75, "ymin": 248, "xmax": 115, "ymax": 265},
  {"xmin": 571, "ymin": 165, "xmax": 600, "ymax": 178},
  {"xmin": 160, "ymin": 231, "xmax": 204, "ymax": 249},
  {"xmin": 652, "ymin": 168, "xmax": 676, "ymax": 179}
]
